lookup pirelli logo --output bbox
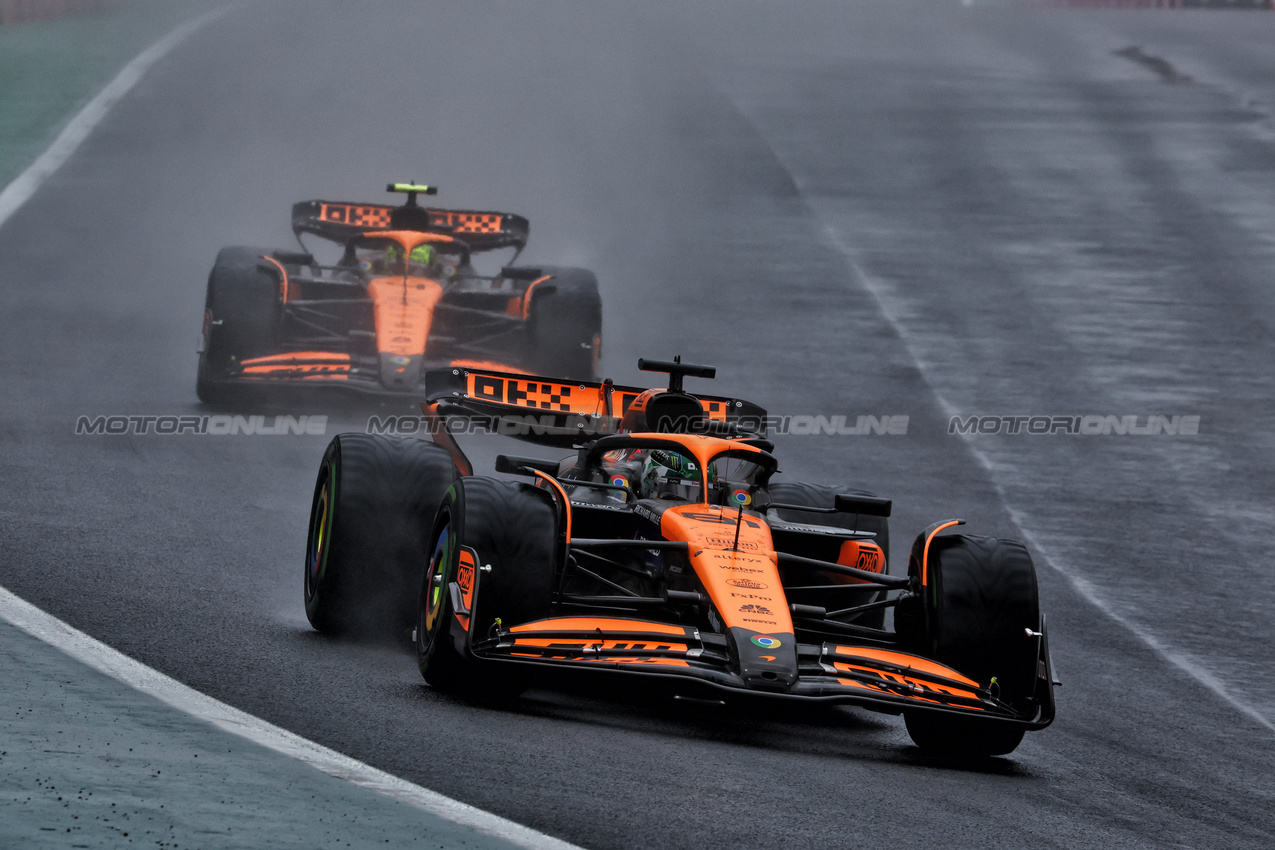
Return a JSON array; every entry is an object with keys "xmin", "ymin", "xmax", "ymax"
[{"xmin": 319, "ymin": 204, "xmax": 392, "ymax": 227}]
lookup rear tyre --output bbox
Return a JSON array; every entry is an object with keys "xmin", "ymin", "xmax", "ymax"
[
  {"xmin": 524, "ymin": 265, "xmax": 602, "ymax": 379},
  {"xmin": 768, "ymin": 481, "xmax": 890, "ymax": 628},
  {"xmin": 417, "ymin": 478, "xmax": 558, "ymax": 699},
  {"xmin": 896, "ymin": 534, "xmax": 1040, "ymax": 756},
  {"xmin": 197, "ymin": 246, "xmax": 284, "ymax": 404},
  {"xmin": 304, "ymin": 434, "xmax": 459, "ymax": 636}
]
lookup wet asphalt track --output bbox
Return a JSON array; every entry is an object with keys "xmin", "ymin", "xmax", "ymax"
[{"xmin": 2, "ymin": 1, "xmax": 1274, "ymax": 847}]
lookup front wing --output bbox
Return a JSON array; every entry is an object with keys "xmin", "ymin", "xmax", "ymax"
[
  {"xmin": 204, "ymin": 352, "xmax": 530, "ymax": 398},
  {"xmin": 465, "ymin": 616, "xmax": 1056, "ymax": 728}
]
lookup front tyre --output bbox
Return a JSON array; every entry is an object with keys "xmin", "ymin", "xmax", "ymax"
[
  {"xmin": 417, "ymin": 477, "xmax": 558, "ymax": 699},
  {"xmin": 897, "ymin": 534, "xmax": 1040, "ymax": 756},
  {"xmin": 304, "ymin": 434, "xmax": 459, "ymax": 636}
]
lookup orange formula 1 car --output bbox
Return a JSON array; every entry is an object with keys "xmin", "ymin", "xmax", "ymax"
[
  {"xmin": 302, "ymin": 357, "xmax": 1056, "ymax": 756},
  {"xmin": 196, "ymin": 184, "xmax": 601, "ymax": 403}
]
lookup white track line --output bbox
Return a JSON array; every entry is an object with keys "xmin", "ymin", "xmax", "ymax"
[
  {"xmin": 0, "ymin": 6, "xmax": 234, "ymax": 231},
  {"xmin": 836, "ymin": 249, "xmax": 1275, "ymax": 734},
  {"xmin": 824, "ymin": 227, "xmax": 1275, "ymax": 738},
  {"xmin": 718, "ymin": 90, "xmax": 1275, "ymax": 735},
  {"xmin": 0, "ymin": 586, "xmax": 582, "ymax": 850},
  {"xmin": 812, "ymin": 179, "xmax": 1275, "ymax": 736},
  {"xmin": 0, "ymin": 11, "xmax": 582, "ymax": 840}
]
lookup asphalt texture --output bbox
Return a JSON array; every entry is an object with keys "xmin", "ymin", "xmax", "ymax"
[{"xmin": 1, "ymin": 1, "xmax": 1274, "ymax": 848}]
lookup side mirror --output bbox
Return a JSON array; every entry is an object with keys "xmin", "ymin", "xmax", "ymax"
[
  {"xmin": 501, "ymin": 266, "xmax": 545, "ymax": 281},
  {"xmin": 834, "ymin": 493, "xmax": 892, "ymax": 517},
  {"xmin": 495, "ymin": 454, "xmax": 560, "ymax": 476}
]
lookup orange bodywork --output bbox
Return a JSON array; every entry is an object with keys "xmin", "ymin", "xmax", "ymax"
[
  {"xmin": 507, "ymin": 617, "xmax": 693, "ymax": 666},
  {"xmin": 459, "ymin": 370, "xmax": 733, "ymax": 423},
  {"xmin": 509, "ymin": 617, "xmax": 687, "ymax": 635},
  {"xmin": 829, "ymin": 646, "xmax": 982, "ymax": 706},
  {"xmin": 660, "ymin": 504, "xmax": 794, "ymax": 635},
  {"xmin": 318, "ymin": 204, "xmax": 504, "ymax": 235},
  {"xmin": 520, "ymin": 275, "xmax": 553, "ymax": 321},
  {"xmin": 448, "ymin": 359, "xmax": 529, "ymax": 375},
  {"xmin": 456, "ymin": 546, "xmax": 476, "ymax": 634},
  {"xmin": 366, "ymin": 275, "xmax": 444, "ymax": 357},
  {"xmin": 531, "ymin": 471, "xmax": 573, "ymax": 543},
  {"xmin": 241, "ymin": 351, "xmax": 351, "ymax": 377},
  {"xmin": 921, "ymin": 519, "xmax": 963, "ymax": 586},
  {"xmin": 823, "ymin": 538, "xmax": 886, "ymax": 586},
  {"xmin": 362, "ymin": 231, "xmax": 458, "ymax": 358},
  {"xmin": 261, "ymin": 255, "xmax": 290, "ymax": 304}
]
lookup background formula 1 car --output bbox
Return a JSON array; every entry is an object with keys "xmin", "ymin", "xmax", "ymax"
[
  {"xmin": 302, "ymin": 358, "xmax": 1056, "ymax": 757},
  {"xmin": 196, "ymin": 183, "xmax": 601, "ymax": 403}
]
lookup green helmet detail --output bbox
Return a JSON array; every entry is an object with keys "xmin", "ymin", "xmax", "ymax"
[
  {"xmin": 640, "ymin": 451, "xmax": 717, "ymax": 501},
  {"xmin": 385, "ymin": 243, "xmax": 435, "ymax": 267}
]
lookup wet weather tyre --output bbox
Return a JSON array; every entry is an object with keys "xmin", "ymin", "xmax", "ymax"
[
  {"xmin": 304, "ymin": 434, "xmax": 459, "ymax": 636},
  {"xmin": 196, "ymin": 246, "xmax": 283, "ymax": 404},
  {"xmin": 898, "ymin": 534, "xmax": 1039, "ymax": 757},
  {"xmin": 768, "ymin": 482, "xmax": 890, "ymax": 628},
  {"xmin": 525, "ymin": 265, "xmax": 601, "ymax": 379},
  {"xmin": 417, "ymin": 478, "xmax": 558, "ymax": 699}
]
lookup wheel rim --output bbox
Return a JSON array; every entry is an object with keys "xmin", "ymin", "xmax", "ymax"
[
  {"xmin": 304, "ymin": 469, "xmax": 332, "ymax": 601},
  {"xmin": 418, "ymin": 520, "xmax": 451, "ymax": 659}
]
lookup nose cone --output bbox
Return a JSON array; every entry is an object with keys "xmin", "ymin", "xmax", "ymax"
[
  {"xmin": 379, "ymin": 353, "xmax": 423, "ymax": 389},
  {"xmin": 729, "ymin": 627, "xmax": 798, "ymax": 691}
]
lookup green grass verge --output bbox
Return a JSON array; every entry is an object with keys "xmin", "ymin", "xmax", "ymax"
[{"xmin": 0, "ymin": 0, "xmax": 214, "ymax": 187}]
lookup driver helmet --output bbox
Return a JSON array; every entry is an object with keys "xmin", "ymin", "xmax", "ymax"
[
  {"xmin": 383, "ymin": 243, "xmax": 436, "ymax": 272},
  {"xmin": 640, "ymin": 450, "xmax": 716, "ymax": 501}
]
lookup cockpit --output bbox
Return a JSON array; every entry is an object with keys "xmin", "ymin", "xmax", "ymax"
[
  {"xmin": 564, "ymin": 437, "xmax": 777, "ymax": 508},
  {"xmin": 352, "ymin": 235, "xmax": 470, "ymax": 279}
]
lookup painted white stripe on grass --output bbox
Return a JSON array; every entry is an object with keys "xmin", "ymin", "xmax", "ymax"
[
  {"xmin": 0, "ymin": 586, "xmax": 583, "ymax": 850},
  {"xmin": 0, "ymin": 6, "xmax": 234, "ymax": 231}
]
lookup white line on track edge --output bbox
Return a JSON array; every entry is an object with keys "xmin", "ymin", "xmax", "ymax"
[
  {"xmin": 0, "ymin": 11, "xmax": 579, "ymax": 846},
  {"xmin": 828, "ymin": 230, "xmax": 1275, "ymax": 738},
  {"xmin": 717, "ymin": 88, "xmax": 1275, "ymax": 737},
  {"xmin": 0, "ymin": 585, "xmax": 583, "ymax": 850},
  {"xmin": 0, "ymin": 5, "xmax": 234, "ymax": 231}
]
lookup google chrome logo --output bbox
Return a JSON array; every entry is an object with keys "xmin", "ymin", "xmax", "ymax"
[{"xmin": 751, "ymin": 635, "xmax": 782, "ymax": 649}]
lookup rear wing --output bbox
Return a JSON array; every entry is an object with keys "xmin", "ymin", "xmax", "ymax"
[
  {"xmin": 291, "ymin": 200, "xmax": 529, "ymax": 252},
  {"xmin": 425, "ymin": 366, "xmax": 768, "ymax": 448}
]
